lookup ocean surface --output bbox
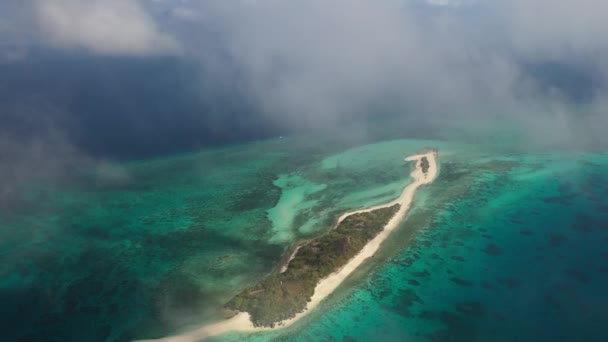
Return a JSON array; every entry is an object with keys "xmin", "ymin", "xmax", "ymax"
[{"xmin": 2, "ymin": 130, "xmax": 608, "ymax": 341}]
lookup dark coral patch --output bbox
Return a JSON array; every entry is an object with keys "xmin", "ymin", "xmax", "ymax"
[
  {"xmin": 96, "ymin": 324, "xmax": 112, "ymax": 341},
  {"xmin": 455, "ymin": 301, "xmax": 485, "ymax": 316},
  {"xmin": 544, "ymin": 294, "xmax": 561, "ymax": 309},
  {"xmin": 497, "ymin": 277, "xmax": 522, "ymax": 289},
  {"xmin": 483, "ymin": 243, "xmax": 503, "ymax": 256},
  {"xmin": 494, "ymin": 313, "xmax": 507, "ymax": 321},
  {"xmin": 418, "ymin": 310, "xmax": 438, "ymax": 320},
  {"xmin": 543, "ymin": 196, "xmax": 574, "ymax": 205},
  {"xmin": 395, "ymin": 288, "xmax": 424, "ymax": 307},
  {"xmin": 571, "ymin": 214, "xmax": 594, "ymax": 232},
  {"xmin": 481, "ymin": 281, "xmax": 495, "ymax": 290},
  {"xmin": 564, "ymin": 269, "xmax": 590, "ymax": 284},
  {"xmin": 383, "ymin": 288, "xmax": 424, "ymax": 317},
  {"xmin": 408, "ymin": 279, "xmax": 421, "ymax": 286},
  {"xmin": 549, "ymin": 233, "xmax": 568, "ymax": 247},
  {"xmin": 509, "ymin": 218, "xmax": 524, "ymax": 224},
  {"xmin": 450, "ymin": 277, "xmax": 473, "ymax": 287},
  {"xmin": 412, "ymin": 270, "xmax": 430, "ymax": 278},
  {"xmin": 401, "ymin": 257, "xmax": 415, "ymax": 267},
  {"xmin": 423, "ymin": 310, "xmax": 477, "ymax": 342}
]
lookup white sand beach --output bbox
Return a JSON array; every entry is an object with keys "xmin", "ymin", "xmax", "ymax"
[{"xmin": 138, "ymin": 150, "xmax": 438, "ymax": 342}]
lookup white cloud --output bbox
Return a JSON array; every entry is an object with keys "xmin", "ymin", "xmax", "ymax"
[
  {"xmin": 497, "ymin": 0, "xmax": 608, "ymax": 60},
  {"xmin": 4, "ymin": 0, "xmax": 607, "ymax": 147},
  {"xmin": 171, "ymin": 6, "xmax": 201, "ymax": 21},
  {"xmin": 35, "ymin": 0, "xmax": 181, "ymax": 56},
  {"xmin": 168, "ymin": 0, "xmax": 608, "ymax": 148},
  {"xmin": 425, "ymin": 0, "xmax": 476, "ymax": 7},
  {"xmin": 178, "ymin": 1, "xmax": 523, "ymax": 126}
]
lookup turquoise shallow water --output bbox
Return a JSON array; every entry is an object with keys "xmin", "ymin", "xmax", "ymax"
[
  {"xmin": 2, "ymin": 132, "xmax": 608, "ymax": 341},
  {"xmin": 227, "ymin": 149, "xmax": 608, "ymax": 342}
]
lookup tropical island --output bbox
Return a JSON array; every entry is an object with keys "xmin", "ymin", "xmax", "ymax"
[
  {"xmin": 226, "ymin": 204, "xmax": 401, "ymax": 326},
  {"xmin": 139, "ymin": 150, "xmax": 439, "ymax": 342}
]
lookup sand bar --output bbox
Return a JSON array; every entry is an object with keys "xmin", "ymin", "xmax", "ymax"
[{"xmin": 138, "ymin": 150, "xmax": 438, "ymax": 342}]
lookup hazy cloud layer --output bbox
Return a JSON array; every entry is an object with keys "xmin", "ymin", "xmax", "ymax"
[
  {"xmin": 162, "ymin": 1, "xmax": 607, "ymax": 126},
  {"xmin": 170, "ymin": 1, "xmax": 512, "ymax": 126},
  {"xmin": 1, "ymin": 0, "xmax": 608, "ymax": 201},
  {"xmin": 34, "ymin": 0, "xmax": 181, "ymax": 55}
]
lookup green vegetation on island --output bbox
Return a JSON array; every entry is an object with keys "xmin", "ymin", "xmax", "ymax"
[
  {"xmin": 420, "ymin": 157, "xmax": 430, "ymax": 174},
  {"xmin": 226, "ymin": 204, "xmax": 401, "ymax": 327}
]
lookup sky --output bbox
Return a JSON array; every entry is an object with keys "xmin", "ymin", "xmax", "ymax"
[{"xmin": 0, "ymin": 0, "xmax": 607, "ymax": 203}]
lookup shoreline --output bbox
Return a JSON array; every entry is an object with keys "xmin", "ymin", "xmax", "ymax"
[
  {"xmin": 138, "ymin": 150, "xmax": 439, "ymax": 342},
  {"xmin": 279, "ymin": 245, "xmax": 301, "ymax": 273}
]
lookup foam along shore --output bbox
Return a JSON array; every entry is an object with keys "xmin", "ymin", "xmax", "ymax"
[{"xmin": 138, "ymin": 150, "xmax": 439, "ymax": 342}]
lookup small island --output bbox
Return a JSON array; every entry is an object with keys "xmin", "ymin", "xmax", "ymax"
[
  {"xmin": 226, "ymin": 204, "xmax": 400, "ymax": 326},
  {"xmin": 138, "ymin": 150, "xmax": 438, "ymax": 342}
]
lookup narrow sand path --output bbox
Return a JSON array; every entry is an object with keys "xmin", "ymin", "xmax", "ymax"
[{"xmin": 139, "ymin": 151, "xmax": 438, "ymax": 342}]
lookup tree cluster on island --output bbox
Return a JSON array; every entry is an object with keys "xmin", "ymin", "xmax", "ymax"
[
  {"xmin": 225, "ymin": 204, "xmax": 401, "ymax": 327},
  {"xmin": 420, "ymin": 157, "xmax": 430, "ymax": 174}
]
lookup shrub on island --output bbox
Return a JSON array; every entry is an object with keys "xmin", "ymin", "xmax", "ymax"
[{"xmin": 420, "ymin": 157, "xmax": 430, "ymax": 174}]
